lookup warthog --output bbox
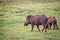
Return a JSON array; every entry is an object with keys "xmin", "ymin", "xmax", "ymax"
[
  {"xmin": 46, "ymin": 16, "xmax": 58, "ymax": 30},
  {"xmin": 24, "ymin": 14, "xmax": 48, "ymax": 32}
]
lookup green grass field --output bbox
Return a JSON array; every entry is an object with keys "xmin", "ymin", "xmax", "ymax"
[{"xmin": 0, "ymin": 1, "xmax": 60, "ymax": 40}]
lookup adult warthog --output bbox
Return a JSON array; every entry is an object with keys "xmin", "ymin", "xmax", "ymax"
[{"xmin": 24, "ymin": 14, "xmax": 48, "ymax": 32}]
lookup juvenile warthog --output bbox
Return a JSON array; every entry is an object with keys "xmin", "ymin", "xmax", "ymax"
[{"xmin": 46, "ymin": 16, "xmax": 58, "ymax": 30}]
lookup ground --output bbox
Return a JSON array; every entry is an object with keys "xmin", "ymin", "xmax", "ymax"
[{"xmin": 0, "ymin": 2, "xmax": 60, "ymax": 40}]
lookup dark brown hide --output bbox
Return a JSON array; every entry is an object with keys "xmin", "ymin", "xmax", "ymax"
[
  {"xmin": 24, "ymin": 14, "xmax": 48, "ymax": 32},
  {"xmin": 47, "ymin": 16, "xmax": 58, "ymax": 30}
]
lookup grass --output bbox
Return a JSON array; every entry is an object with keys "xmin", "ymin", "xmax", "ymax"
[{"xmin": 0, "ymin": 2, "xmax": 60, "ymax": 40}]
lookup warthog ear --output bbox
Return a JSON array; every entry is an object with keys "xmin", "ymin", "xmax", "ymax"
[{"xmin": 27, "ymin": 15, "xmax": 33, "ymax": 19}]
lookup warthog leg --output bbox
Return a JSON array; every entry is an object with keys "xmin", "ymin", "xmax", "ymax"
[{"xmin": 36, "ymin": 25, "xmax": 40, "ymax": 31}]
